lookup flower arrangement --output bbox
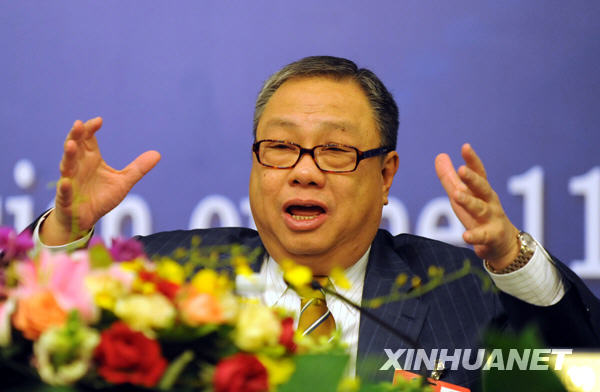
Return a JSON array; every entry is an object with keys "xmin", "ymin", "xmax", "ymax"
[{"xmin": 0, "ymin": 227, "xmax": 434, "ymax": 392}]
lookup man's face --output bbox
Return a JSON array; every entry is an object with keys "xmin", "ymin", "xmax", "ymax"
[{"xmin": 249, "ymin": 76, "xmax": 398, "ymax": 273}]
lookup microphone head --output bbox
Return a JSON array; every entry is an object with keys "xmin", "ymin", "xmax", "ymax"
[{"xmin": 310, "ymin": 280, "xmax": 322, "ymax": 290}]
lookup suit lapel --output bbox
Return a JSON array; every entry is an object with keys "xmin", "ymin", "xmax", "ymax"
[{"xmin": 357, "ymin": 230, "xmax": 430, "ymax": 381}]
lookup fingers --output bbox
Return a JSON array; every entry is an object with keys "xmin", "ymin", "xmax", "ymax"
[
  {"xmin": 55, "ymin": 177, "xmax": 74, "ymax": 210},
  {"xmin": 60, "ymin": 139, "xmax": 78, "ymax": 177},
  {"xmin": 453, "ymin": 190, "xmax": 490, "ymax": 221},
  {"xmin": 60, "ymin": 117, "xmax": 103, "ymax": 178},
  {"xmin": 441, "ymin": 144, "xmax": 493, "ymax": 201},
  {"xmin": 435, "ymin": 153, "xmax": 468, "ymax": 195},
  {"xmin": 83, "ymin": 117, "xmax": 103, "ymax": 138},
  {"xmin": 67, "ymin": 120, "xmax": 85, "ymax": 142},
  {"xmin": 64, "ymin": 117, "xmax": 102, "ymax": 146},
  {"xmin": 463, "ymin": 225, "xmax": 494, "ymax": 245},
  {"xmin": 122, "ymin": 150, "xmax": 161, "ymax": 188},
  {"xmin": 457, "ymin": 165, "xmax": 494, "ymax": 201},
  {"xmin": 60, "ymin": 122, "xmax": 84, "ymax": 178},
  {"xmin": 438, "ymin": 144, "xmax": 520, "ymax": 264},
  {"xmin": 461, "ymin": 143, "xmax": 487, "ymax": 179}
]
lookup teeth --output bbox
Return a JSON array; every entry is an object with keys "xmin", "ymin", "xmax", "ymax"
[{"xmin": 291, "ymin": 215, "xmax": 317, "ymax": 221}]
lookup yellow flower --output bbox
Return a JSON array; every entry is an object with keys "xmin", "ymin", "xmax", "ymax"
[
  {"xmin": 330, "ymin": 267, "xmax": 351, "ymax": 290},
  {"xmin": 173, "ymin": 247, "xmax": 187, "ymax": 260},
  {"xmin": 235, "ymin": 264, "xmax": 254, "ymax": 277},
  {"xmin": 85, "ymin": 277, "xmax": 125, "ymax": 311},
  {"xmin": 427, "ymin": 265, "xmax": 444, "ymax": 278},
  {"xmin": 337, "ymin": 377, "xmax": 361, "ymax": 392},
  {"xmin": 281, "ymin": 259, "xmax": 312, "ymax": 289},
  {"xmin": 85, "ymin": 266, "xmax": 135, "ymax": 311},
  {"xmin": 119, "ymin": 259, "xmax": 145, "ymax": 272},
  {"xmin": 191, "ymin": 269, "xmax": 231, "ymax": 295},
  {"xmin": 395, "ymin": 273, "xmax": 408, "ymax": 286},
  {"xmin": 156, "ymin": 258, "xmax": 185, "ymax": 284},
  {"xmin": 95, "ymin": 293, "xmax": 115, "ymax": 310},
  {"xmin": 133, "ymin": 279, "xmax": 156, "ymax": 295},
  {"xmin": 258, "ymin": 354, "xmax": 295, "ymax": 389},
  {"xmin": 369, "ymin": 298, "xmax": 383, "ymax": 309},
  {"xmin": 411, "ymin": 276, "xmax": 422, "ymax": 288}
]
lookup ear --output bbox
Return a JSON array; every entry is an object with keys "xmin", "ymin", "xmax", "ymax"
[{"xmin": 381, "ymin": 151, "xmax": 399, "ymax": 205}]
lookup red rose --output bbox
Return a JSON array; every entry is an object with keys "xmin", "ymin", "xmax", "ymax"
[
  {"xmin": 214, "ymin": 353, "xmax": 268, "ymax": 392},
  {"xmin": 94, "ymin": 322, "xmax": 167, "ymax": 387},
  {"xmin": 139, "ymin": 270, "xmax": 180, "ymax": 300},
  {"xmin": 279, "ymin": 317, "xmax": 297, "ymax": 353},
  {"xmin": 155, "ymin": 279, "xmax": 180, "ymax": 300}
]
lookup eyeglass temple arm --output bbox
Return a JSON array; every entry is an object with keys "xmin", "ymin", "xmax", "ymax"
[{"xmin": 359, "ymin": 147, "xmax": 393, "ymax": 159}]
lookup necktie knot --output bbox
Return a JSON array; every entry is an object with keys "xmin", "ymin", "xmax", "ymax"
[
  {"xmin": 301, "ymin": 276, "xmax": 329, "ymax": 300},
  {"xmin": 297, "ymin": 276, "xmax": 336, "ymax": 338}
]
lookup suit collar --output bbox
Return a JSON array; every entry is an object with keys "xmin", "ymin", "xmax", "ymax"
[{"xmin": 357, "ymin": 230, "xmax": 430, "ymax": 381}]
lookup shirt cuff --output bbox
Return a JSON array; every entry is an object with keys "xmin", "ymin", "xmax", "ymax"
[
  {"xmin": 484, "ymin": 240, "xmax": 566, "ymax": 306},
  {"xmin": 33, "ymin": 208, "xmax": 94, "ymax": 253}
]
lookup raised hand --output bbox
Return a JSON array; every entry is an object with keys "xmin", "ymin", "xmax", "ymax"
[
  {"xmin": 40, "ymin": 117, "xmax": 161, "ymax": 245},
  {"xmin": 435, "ymin": 143, "xmax": 519, "ymax": 270}
]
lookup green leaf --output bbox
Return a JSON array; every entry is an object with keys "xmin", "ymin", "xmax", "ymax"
[
  {"xmin": 157, "ymin": 323, "xmax": 221, "ymax": 342},
  {"xmin": 158, "ymin": 350, "xmax": 195, "ymax": 390},
  {"xmin": 279, "ymin": 353, "xmax": 349, "ymax": 392},
  {"xmin": 89, "ymin": 245, "xmax": 113, "ymax": 268},
  {"xmin": 482, "ymin": 326, "xmax": 567, "ymax": 392}
]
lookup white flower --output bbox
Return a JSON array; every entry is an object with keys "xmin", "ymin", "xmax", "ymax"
[
  {"xmin": 114, "ymin": 293, "xmax": 176, "ymax": 336},
  {"xmin": 235, "ymin": 273, "xmax": 265, "ymax": 299},
  {"xmin": 219, "ymin": 292, "xmax": 240, "ymax": 322},
  {"xmin": 34, "ymin": 322, "xmax": 100, "ymax": 385},
  {"xmin": 0, "ymin": 298, "xmax": 15, "ymax": 347},
  {"xmin": 233, "ymin": 301, "xmax": 281, "ymax": 352}
]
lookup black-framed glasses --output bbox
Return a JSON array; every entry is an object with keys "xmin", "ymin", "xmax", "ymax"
[{"xmin": 252, "ymin": 139, "xmax": 394, "ymax": 173}]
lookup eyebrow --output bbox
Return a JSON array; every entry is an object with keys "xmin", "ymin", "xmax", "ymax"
[{"xmin": 262, "ymin": 118, "xmax": 356, "ymax": 132}]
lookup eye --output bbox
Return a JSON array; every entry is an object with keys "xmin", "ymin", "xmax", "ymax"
[
  {"xmin": 266, "ymin": 142, "xmax": 295, "ymax": 150},
  {"xmin": 321, "ymin": 145, "xmax": 353, "ymax": 153}
]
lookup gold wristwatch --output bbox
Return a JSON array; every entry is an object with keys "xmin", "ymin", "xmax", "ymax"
[{"xmin": 487, "ymin": 231, "xmax": 536, "ymax": 274}]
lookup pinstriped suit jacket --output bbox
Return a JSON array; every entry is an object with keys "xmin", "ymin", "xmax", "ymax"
[{"xmin": 136, "ymin": 227, "xmax": 600, "ymax": 391}]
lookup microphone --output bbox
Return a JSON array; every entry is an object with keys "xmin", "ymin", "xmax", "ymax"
[
  {"xmin": 309, "ymin": 279, "xmax": 434, "ymax": 383},
  {"xmin": 310, "ymin": 279, "xmax": 420, "ymax": 349}
]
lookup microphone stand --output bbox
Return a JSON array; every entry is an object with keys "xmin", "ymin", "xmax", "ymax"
[{"xmin": 310, "ymin": 280, "xmax": 433, "ymax": 384}]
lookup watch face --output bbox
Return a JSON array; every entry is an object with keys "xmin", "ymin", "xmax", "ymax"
[{"xmin": 520, "ymin": 231, "xmax": 536, "ymax": 250}]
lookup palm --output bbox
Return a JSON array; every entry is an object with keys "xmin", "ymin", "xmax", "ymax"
[
  {"xmin": 53, "ymin": 117, "xmax": 160, "ymax": 235},
  {"xmin": 435, "ymin": 144, "xmax": 518, "ymax": 264}
]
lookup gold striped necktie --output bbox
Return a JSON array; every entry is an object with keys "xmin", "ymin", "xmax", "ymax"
[{"xmin": 297, "ymin": 276, "xmax": 336, "ymax": 338}]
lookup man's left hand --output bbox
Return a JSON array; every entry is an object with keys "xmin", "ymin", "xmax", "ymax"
[{"xmin": 435, "ymin": 143, "xmax": 520, "ymax": 270}]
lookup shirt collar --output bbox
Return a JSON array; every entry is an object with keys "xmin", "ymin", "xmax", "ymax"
[{"xmin": 260, "ymin": 247, "xmax": 371, "ymax": 306}]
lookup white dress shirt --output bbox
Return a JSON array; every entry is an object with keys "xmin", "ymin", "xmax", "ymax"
[{"xmin": 257, "ymin": 250, "xmax": 369, "ymax": 377}]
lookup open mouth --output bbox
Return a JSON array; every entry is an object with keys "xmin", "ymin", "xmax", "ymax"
[{"xmin": 286, "ymin": 205, "xmax": 326, "ymax": 221}]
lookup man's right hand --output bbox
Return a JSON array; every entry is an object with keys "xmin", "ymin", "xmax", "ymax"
[{"xmin": 40, "ymin": 117, "xmax": 161, "ymax": 245}]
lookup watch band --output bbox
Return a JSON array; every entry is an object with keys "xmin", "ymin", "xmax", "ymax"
[{"xmin": 486, "ymin": 231, "xmax": 536, "ymax": 274}]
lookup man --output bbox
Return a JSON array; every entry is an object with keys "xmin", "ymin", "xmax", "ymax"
[{"xmin": 35, "ymin": 56, "xmax": 600, "ymax": 390}]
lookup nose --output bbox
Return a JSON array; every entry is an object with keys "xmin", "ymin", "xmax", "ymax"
[{"xmin": 289, "ymin": 152, "xmax": 326, "ymax": 187}]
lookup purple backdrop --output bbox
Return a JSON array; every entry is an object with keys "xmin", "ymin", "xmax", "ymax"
[{"xmin": 1, "ymin": 1, "xmax": 599, "ymax": 294}]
